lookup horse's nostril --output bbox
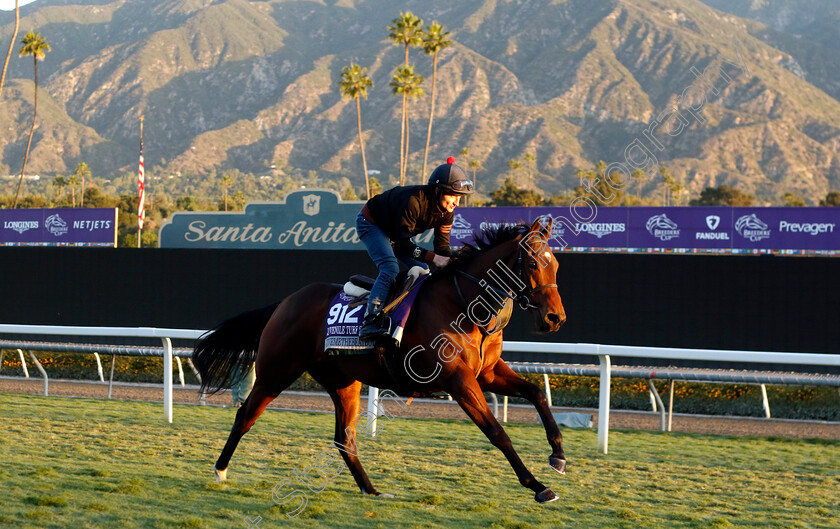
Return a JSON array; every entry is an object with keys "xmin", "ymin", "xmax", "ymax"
[{"xmin": 546, "ymin": 313, "xmax": 561, "ymax": 325}]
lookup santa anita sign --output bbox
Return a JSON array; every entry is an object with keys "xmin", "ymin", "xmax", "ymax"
[
  {"xmin": 159, "ymin": 190, "xmax": 840, "ymax": 254},
  {"xmin": 160, "ymin": 190, "xmax": 374, "ymax": 249}
]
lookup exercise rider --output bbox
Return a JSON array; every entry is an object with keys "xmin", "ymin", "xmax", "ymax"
[{"xmin": 355, "ymin": 157, "xmax": 474, "ymax": 340}]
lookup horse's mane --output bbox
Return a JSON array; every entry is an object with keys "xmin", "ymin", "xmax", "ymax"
[{"xmin": 440, "ymin": 222, "xmax": 530, "ymax": 277}]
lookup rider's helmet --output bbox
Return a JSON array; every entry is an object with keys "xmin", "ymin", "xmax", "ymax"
[{"xmin": 428, "ymin": 157, "xmax": 474, "ymax": 195}]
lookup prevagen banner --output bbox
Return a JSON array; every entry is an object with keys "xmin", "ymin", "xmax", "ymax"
[
  {"xmin": 0, "ymin": 208, "xmax": 118, "ymax": 247},
  {"xmin": 158, "ymin": 190, "xmax": 840, "ymax": 254}
]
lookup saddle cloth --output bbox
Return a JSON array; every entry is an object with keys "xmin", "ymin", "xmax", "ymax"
[{"xmin": 325, "ymin": 267, "xmax": 429, "ymax": 353}]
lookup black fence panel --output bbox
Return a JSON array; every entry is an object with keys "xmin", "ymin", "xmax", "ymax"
[{"xmin": 1, "ymin": 248, "xmax": 837, "ymax": 372}]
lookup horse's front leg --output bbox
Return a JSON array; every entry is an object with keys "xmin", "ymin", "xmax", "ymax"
[
  {"xmin": 447, "ymin": 365, "xmax": 558, "ymax": 503},
  {"xmin": 478, "ymin": 360, "xmax": 566, "ymax": 475}
]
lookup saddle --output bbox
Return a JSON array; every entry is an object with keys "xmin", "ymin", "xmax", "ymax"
[
  {"xmin": 324, "ymin": 266, "xmax": 429, "ymax": 355},
  {"xmin": 343, "ymin": 266, "xmax": 430, "ymax": 315}
]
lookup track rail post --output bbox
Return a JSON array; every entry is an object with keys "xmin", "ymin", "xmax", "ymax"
[
  {"xmin": 162, "ymin": 337, "xmax": 173, "ymax": 423},
  {"xmin": 597, "ymin": 348, "xmax": 610, "ymax": 454}
]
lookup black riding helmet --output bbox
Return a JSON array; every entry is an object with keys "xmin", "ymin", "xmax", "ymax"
[{"xmin": 428, "ymin": 157, "xmax": 474, "ymax": 195}]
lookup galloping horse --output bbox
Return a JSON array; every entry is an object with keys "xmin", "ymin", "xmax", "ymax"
[{"xmin": 193, "ymin": 218, "xmax": 567, "ymax": 503}]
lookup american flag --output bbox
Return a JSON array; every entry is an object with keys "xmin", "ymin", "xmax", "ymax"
[{"xmin": 138, "ymin": 116, "xmax": 145, "ymax": 231}]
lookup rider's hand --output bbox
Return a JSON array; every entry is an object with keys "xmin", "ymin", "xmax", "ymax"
[{"xmin": 432, "ymin": 254, "xmax": 451, "ymax": 268}]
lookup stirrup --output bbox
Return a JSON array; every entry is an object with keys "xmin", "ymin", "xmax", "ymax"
[{"xmin": 359, "ymin": 315, "xmax": 391, "ymax": 340}]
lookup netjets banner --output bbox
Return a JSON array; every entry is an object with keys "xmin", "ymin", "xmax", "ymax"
[
  {"xmin": 158, "ymin": 190, "xmax": 840, "ymax": 254},
  {"xmin": 0, "ymin": 208, "xmax": 118, "ymax": 247}
]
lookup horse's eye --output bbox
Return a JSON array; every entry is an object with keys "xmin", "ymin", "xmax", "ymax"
[{"xmin": 528, "ymin": 260, "xmax": 538, "ymax": 269}]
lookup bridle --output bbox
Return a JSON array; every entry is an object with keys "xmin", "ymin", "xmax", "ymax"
[{"xmin": 452, "ymin": 238, "xmax": 558, "ymax": 334}]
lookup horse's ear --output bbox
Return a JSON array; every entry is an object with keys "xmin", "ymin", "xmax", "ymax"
[
  {"xmin": 541, "ymin": 216, "xmax": 554, "ymax": 236},
  {"xmin": 528, "ymin": 216, "xmax": 553, "ymax": 236}
]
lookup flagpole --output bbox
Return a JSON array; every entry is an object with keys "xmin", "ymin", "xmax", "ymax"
[{"xmin": 137, "ymin": 115, "xmax": 145, "ymax": 248}]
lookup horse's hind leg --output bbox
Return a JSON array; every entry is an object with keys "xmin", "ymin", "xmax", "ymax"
[
  {"xmin": 326, "ymin": 381, "xmax": 388, "ymax": 496},
  {"xmin": 478, "ymin": 360, "xmax": 566, "ymax": 474},
  {"xmin": 214, "ymin": 372, "xmax": 303, "ymax": 482}
]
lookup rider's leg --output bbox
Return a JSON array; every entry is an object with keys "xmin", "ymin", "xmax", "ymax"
[{"xmin": 356, "ymin": 213, "xmax": 399, "ymax": 338}]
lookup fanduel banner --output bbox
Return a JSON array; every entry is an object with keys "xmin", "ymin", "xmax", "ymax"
[
  {"xmin": 0, "ymin": 208, "xmax": 118, "ymax": 247},
  {"xmin": 158, "ymin": 190, "xmax": 840, "ymax": 254}
]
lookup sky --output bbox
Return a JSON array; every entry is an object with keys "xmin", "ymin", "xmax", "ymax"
[{"xmin": 0, "ymin": 0, "xmax": 39, "ymax": 11}]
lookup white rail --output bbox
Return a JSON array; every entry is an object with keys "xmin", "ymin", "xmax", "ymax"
[
  {"xmin": 0, "ymin": 324, "xmax": 205, "ymax": 423},
  {"xmin": 502, "ymin": 342, "xmax": 840, "ymax": 453},
  {"xmin": 2, "ymin": 324, "xmax": 838, "ymax": 453}
]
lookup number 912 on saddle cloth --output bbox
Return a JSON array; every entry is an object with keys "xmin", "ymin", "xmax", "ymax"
[{"xmin": 324, "ymin": 271, "xmax": 429, "ymax": 354}]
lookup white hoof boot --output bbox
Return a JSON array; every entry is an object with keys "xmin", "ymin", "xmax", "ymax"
[{"xmin": 214, "ymin": 464, "xmax": 228, "ymax": 483}]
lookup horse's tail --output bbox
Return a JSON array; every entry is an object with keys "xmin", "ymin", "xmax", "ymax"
[{"xmin": 192, "ymin": 302, "xmax": 280, "ymax": 395}]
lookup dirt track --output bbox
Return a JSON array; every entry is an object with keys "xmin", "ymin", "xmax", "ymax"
[{"xmin": 2, "ymin": 378, "xmax": 838, "ymax": 440}]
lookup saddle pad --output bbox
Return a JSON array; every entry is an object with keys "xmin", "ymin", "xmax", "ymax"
[{"xmin": 324, "ymin": 291, "xmax": 374, "ymax": 351}]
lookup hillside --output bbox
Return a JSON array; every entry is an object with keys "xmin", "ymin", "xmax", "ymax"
[{"xmin": 1, "ymin": 0, "xmax": 839, "ymax": 204}]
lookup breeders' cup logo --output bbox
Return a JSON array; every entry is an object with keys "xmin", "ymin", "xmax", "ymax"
[
  {"xmin": 706, "ymin": 215, "xmax": 720, "ymax": 230},
  {"xmin": 302, "ymin": 194, "xmax": 320, "ymax": 216},
  {"xmin": 451, "ymin": 214, "xmax": 472, "ymax": 239},
  {"xmin": 735, "ymin": 214, "xmax": 770, "ymax": 242},
  {"xmin": 646, "ymin": 214, "xmax": 680, "ymax": 241},
  {"xmin": 45, "ymin": 214, "xmax": 68, "ymax": 237},
  {"xmin": 575, "ymin": 222, "xmax": 626, "ymax": 238},
  {"xmin": 3, "ymin": 220, "xmax": 39, "ymax": 234}
]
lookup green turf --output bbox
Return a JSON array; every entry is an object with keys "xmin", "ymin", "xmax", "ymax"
[{"xmin": 2, "ymin": 393, "xmax": 838, "ymax": 528}]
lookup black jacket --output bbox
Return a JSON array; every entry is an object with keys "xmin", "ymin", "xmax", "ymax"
[{"xmin": 363, "ymin": 185, "xmax": 453, "ymax": 263}]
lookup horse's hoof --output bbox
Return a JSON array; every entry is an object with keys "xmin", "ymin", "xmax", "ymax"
[
  {"xmin": 549, "ymin": 456, "xmax": 567, "ymax": 475},
  {"xmin": 535, "ymin": 488, "xmax": 559, "ymax": 504},
  {"xmin": 214, "ymin": 464, "xmax": 228, "ymax": 483},
  {"xmin": 376, "ymin": 492, "xmax": 396, "ymax": 499}
]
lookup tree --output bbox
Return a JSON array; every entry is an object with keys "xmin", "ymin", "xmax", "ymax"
[
  {"xmin": 13, "ymin": 30, "xmax": 51, "ymax": 208},
  {"xmin": 368, "ymin": 177, "xmax": 383, "ymax": 198},
  {"xmin": 469, "ymin": 159, "xmax": 481, "ymax": 188},
  {"xmin": 819, "ymin": 190, "xmax": 840, "ymax": 207},
  {"xmin": 0, "ymin": 0, "xmax": 20, "ymax": 100},
  {"xmin": 390, "ymin": 65, "xmax": 424, "ymax": 185},
  {"xmin": 783, "ymin": 192, "xmax": 807, "ymax": 207},
  {"xmin": 53, "ymin": 175, "xmax": 66, "ymax": 200},
  {"xmin": 74, "ymin": 162, "xmax": 91, "ymax": 207},
  {"xmin": 339, "ymin": 64, "xmax": 374, "ymax": 199},
  {"xmin": 631, "ymin": 169, "xmax": 645, "ymax": 200},
  {"xmin": 523, "ymin": 151, "xmax": 536, "ymax": 188},
  {"xmin": 507, "ymin": 158, "xmax": 522, "ymax": 185},
  {"xmin": 388, "ymin": 12, "xmax": 424, "ymax": 186},
  {"xmin": 490, "ymin": 177, "xmax": 543, "ymax": 206},
  {"xmin": 689, "ymin": 185, "xmax": 755, "ymax": 206},
  {"xmin": 67, "ymin": 174, "xmax": 78, "ymax": 207},
  {"xmin": 420, "ymin": 21, "xmax": 452, "ymax": 179},
  {"xmin": 222, "ymin": 172, "xmax": 234, "ymax": 211}
]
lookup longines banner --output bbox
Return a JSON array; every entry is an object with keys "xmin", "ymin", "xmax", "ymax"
[
  {"xmin": 0, "ymin": 208, "xmax": 118, "ymax": 247},
  {"xmin": 158, "ymin": 190, "xmax": 840, "ymax": 255}
]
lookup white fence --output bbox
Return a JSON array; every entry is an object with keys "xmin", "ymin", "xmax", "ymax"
[{"xmin": 2, "ymin": 325, "xmax": 838, "ymax": 453}]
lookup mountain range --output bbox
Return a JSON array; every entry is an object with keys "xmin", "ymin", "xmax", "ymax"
[{"xmin": 1, "ymin": 0, "xmax": 839, "ymax": 204}]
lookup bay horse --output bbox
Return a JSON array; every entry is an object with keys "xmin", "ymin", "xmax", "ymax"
[{"xmin": 193, "ymin": 218, "xmax": 567, "ymax": 503}]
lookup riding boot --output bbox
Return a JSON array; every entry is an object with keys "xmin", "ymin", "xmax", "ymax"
[{"xmin": 359, "ymin": 300, "xmax": 390, "ymax": 340}]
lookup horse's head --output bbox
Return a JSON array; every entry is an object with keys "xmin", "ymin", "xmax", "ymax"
[{"xmin": 516, "ymin": 218, "xmax": 566, "ymax": 333}]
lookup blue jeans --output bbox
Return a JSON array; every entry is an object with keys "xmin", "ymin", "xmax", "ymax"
[{"xmin": 356, "ymin": 212, "xmax": 428, "ymax": 312}]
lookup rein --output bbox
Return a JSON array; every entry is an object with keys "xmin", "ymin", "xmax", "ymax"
[{"xmin": 452, "ymin": 244, "xmax": 557, "ymax": 335}]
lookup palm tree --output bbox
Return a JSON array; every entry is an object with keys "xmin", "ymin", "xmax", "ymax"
[
  {"xmin": 390, "ymin": 65, "xmax": 424, "ymax": 185},
  {"xmin": 74, "ymin": 162, "xmax": 91, "ymax": 207},
  {"xmin": 340, "ymin": 64, "xmax": 374, "ymax": 199},
  {"xmin": 469, "ymin": 159, "xmax": 480, "ymax": 185},
  {"xmin": 631, "ymin": 169, "xmax": 645, "ymax": 200},
  {"xmin": 222, "ymin": 173, "xmax": 234, "ymax": 211},
  {"xmin": 459, "ymin": 147, "xmax": 470, "ymax": 170},
  {"xmin": 420, "ymin": 21, "xmax": 452, "ymax": 179},
  {"xmin": 0, "ymin": 0, "xmax": 20, "ymax": 99},
  {"xmin": 388, "ymin": 13, "xmax": 423, "ymax": 185},
  {"xmin": 508, "ymin": 158, "xmax": 522, "ymax": 185},
  {"xmin": 13, "ymin": 30, "xmax": 50, "ymax": 208},
  {"xmin": 67, "ymin": 174, "xmax": 78, "ymax": 207},
  {"xmin": 53, "ymin": 175, "xmax": 66, "ymax": 201},
  {"xmin": 523, "ymin": 151, "xmax": 536, "ymax": 188}
]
